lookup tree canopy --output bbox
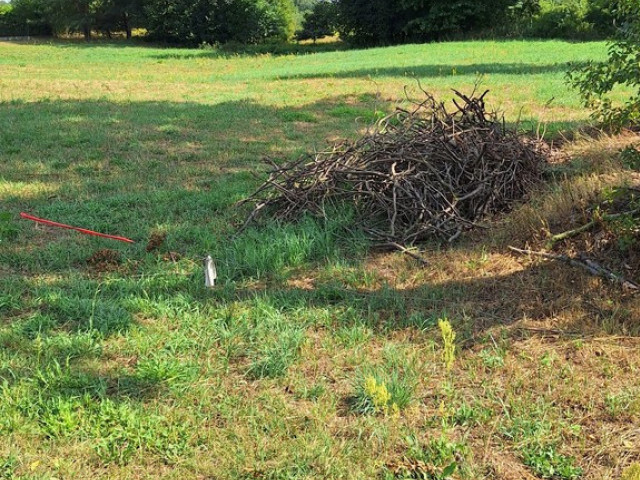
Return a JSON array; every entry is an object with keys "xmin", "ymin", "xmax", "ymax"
[
  {"xmin": 335, "ymin": 0, "xmax": 518, "ymax": 45},
  {"xmin": 0, "ymin": 0, "xmax": 623, "ymax": 45},
  {"xmin": 3, "ymin": 0, "xmax": 297, "ymax": 42}
]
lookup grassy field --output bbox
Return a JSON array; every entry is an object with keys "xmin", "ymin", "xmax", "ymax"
[{"xmin": 1, "ymin": 38, "xmax": 639, "ymax": 480}]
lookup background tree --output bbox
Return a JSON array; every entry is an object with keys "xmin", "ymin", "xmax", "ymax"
[
  {"xmin": 0, "ymin": 1, "xmax": 15, "ymax": 35},
  {"xmin": 93, "ymin": 0, "xmax": 146, "ymax": 39},
  {"xmin": 5, "ymin": 0, "xmax": 53, "ymax": 36},
  {"xmin": 144, "ymin": 0, "xmax": 297, "ymax": 45},
  {"xmin": 569, "ymin": 0, "xmax": 640, "ymax": 128},
  {"xmin": 297, "ymin": 0, "xmax": 338, "ymax": 42},
  {"xmin": 49, "ymin": 0, "xmax": 95, "ymax": 40},
  {"xmin": 336, "ymin": 0, "xmax": 405, "ymax": 45},
  {"xmin": 336, "ymin": 0, "xmax": 518, "ymax": 46}
]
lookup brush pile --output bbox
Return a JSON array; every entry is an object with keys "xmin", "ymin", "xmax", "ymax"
[{"xmin": 241, "ymin": 89, "xmax": 548, "ymax": 245}]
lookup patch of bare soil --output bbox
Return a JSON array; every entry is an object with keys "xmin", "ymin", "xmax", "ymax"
[{"xmin": 86, "ymin": 248, "xmax": 121, "ymax": 272}]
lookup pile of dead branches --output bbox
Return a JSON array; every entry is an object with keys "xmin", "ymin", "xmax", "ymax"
[{"xmin": 241, "ymin": 89, "xmax": 548, "ymax": 246}]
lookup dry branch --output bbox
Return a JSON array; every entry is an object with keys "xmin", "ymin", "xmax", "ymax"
[
  {"xmin": 240, "ymin": 89, "xmax": 548, "ymax": 245},
  {"xmin": 508, "ymin": 246, "xmax": 640, "ymax": 291},
  {"xmin": 545, "ymin": 208, "xmax": 640, "ymax": 248}
]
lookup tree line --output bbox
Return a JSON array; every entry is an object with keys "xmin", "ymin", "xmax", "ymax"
[
  {"xmin": 0, "ymin": 0, "xmax": 301, "ymax": 42},
  {"xmin": 329, "ymin": 0, "xmax": 618, "ymax": 45},
  {"xmin": 0, "ymin": 0, "xmax": 622, "ymax": 45}
]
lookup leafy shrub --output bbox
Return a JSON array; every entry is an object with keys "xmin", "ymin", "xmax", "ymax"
[
  {"xmin": 620, "ymin": 145, "xmax": 640, "ymax": 171},
  {"xmin": 145, "ymin": 0, "xmax": 297, "ymax": 45},
  {"xmin": 569, "ymin": 0, "xmax": 640, "ymax": 129}
]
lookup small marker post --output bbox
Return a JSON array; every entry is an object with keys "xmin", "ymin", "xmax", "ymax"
[{"xmin": 203, "ymin": 255, "xmax": 217, "ymax": 288}]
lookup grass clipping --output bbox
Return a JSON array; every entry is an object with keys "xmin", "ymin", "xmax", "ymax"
[{"xmin": 242, "ymin": 89, "xmax": 548, "ymax": 245}]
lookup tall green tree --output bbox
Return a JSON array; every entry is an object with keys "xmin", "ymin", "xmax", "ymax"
[
  {"xmin": 337, "ymin": 0, "xmax": 405, "ymax": 45},
  {"xmin": 336, "ymin": 0, "xmax": 517, "ymax": 45},
  {"xmin": 145, "ymin": 0, "xmax": 296, "ymax": 45},
  {"xmin": 569, "ymin": 0, "xmax": 640, "ymax": 128},
  {"xmin": 94, "ymin": 0, "xmax": 145, "ymax": 38},
  {"xmin": 9, "ymin": 0, "xmax": 53, "ymax": 36},
  {"xmin": 49, "ymin": 0, "xmax": 95, "ymax": 40},
  {"xmin": 297, "ymin": 0, "xmax": 338, "ymax": 42}
]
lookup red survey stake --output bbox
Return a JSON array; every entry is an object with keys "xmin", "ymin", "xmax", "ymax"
[{"xmin": 20, "ymin": 212, "xmax": 135, "ymax": 244}]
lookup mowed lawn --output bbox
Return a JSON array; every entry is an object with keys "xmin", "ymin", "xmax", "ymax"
[{"xmin": 1, "ymin": 39, "xmax": 639, "ymax": 480}]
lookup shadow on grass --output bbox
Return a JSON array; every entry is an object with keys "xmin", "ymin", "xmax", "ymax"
[
  {"xmin": 0, "ymin": 95, "xmax": 383, "ymax": 190},
  {"xmin": 221, "ymin": 248, "xmax": 639, "ymax": 344},
  {"xmin": 18, "ymin": 36, "xmax": 352, "ymax": 57},
  {"xmin": 152, "ymin": 40, "xmax": 351, "ymax": 59},
  {"xmin": 0, "ymin": 94, "xmax": 389, "ymax": 272},
  {"xmin": 0, "ymin": 271, "xmax": 195, "ymax": 404},
  {"xmin": 275, "ymin": 61, "xmax": 589, "ymax": 81}
]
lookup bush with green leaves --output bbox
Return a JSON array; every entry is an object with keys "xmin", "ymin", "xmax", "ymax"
[
  {"xmin": 145, "ymin": 0, "xmax": 297, "ymax": 45},
  {"xmin": 569, "ymin": 0, "xmax": 640, "ymax": 129},
  {"xmin": 336, "ymin": 0, "xmax": 517, "ymax": 45}
]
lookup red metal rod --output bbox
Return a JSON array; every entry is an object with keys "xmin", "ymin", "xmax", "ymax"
[{"xmin": 20, "ymin": 212, "xmax": 135, "ymax": 244}]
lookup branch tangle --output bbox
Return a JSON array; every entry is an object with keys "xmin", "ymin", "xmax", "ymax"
[{"xmin": 241, "ymin": 90, "xmax": 548, "ymax": 245}]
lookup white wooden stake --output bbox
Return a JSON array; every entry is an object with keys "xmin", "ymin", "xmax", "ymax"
[{"xmin": 203, "ymin": 255, "xmax": 217, "ymax": 288}]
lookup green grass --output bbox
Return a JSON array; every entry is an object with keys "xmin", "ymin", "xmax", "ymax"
[{"xmin": 0, "ymin": 38, "xmax": 638, "ymax": 479}]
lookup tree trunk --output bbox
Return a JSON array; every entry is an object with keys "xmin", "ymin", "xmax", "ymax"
[
  {"xmin": 83, "ymin": 24, "xmax": 91, "ymax": 41},
  {"xmin": 124, "ymin": 12, "xmax": 131, "ymax": 40}
]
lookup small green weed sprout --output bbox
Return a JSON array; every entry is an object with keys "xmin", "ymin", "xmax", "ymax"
[
  {"xmin": 479, "ymin": 348, "xmax": 505, "ymax": 369},
  {"xmin": 622, "ymin": 463, "xmax": 640, "ymax": 480},
  {"xmin": 300, "ymin": 382, "xmax": 325, "ymax": 401},
  {"xmin": 620, "ymin": 145, "xmax": 640, "ymax": 171},
  {"xmin": 0, "ymin": 455, "xmax": 18, "ymax": 479},
  {"xmin": 521, "ymin": 443, "xmax": 582, "ymax": 479},
  {"xmin": 246, "ymin": 326, "xmax": 305, "ymax": 379},
  {"xmin": 438, "ymin": 318, "xmax": 456, "ymax": 372},
  {"xmin": 389, "ymin": 434, "xmax": 467, "ymax": 479},
  {"xmin": 452, "ymin": 402, "xmax": 483, "ymax": 427},
  {"xmin": 604, "ymin": 390, "xmax": 635, "ymax": 418}
]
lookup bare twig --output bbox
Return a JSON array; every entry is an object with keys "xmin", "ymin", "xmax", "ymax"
[
  {"xmin": 508, "ymin": 246, "xmax": 639, "ymax": 291},
  {"xmin": 378, "ymin": 242, "xmax": 430, "ymax": 266}
]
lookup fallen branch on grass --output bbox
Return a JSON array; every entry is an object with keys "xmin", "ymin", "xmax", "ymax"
[
  {"xmin": 546, "ymin": 208, "xmax": 640, "ymax": 248},
  {"xmin": 508, "ymin": 246, "xmax": 639, "ymax": 291},
  {"xmin": 378, "ymin": 242, "xmax": 430, "ymax": 266}
]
